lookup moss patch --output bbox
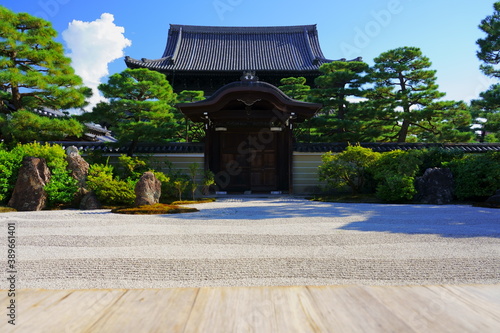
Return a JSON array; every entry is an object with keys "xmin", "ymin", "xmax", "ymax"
[
  {"xmin": 0, "ymin": 206, "xmax": 16, "ymax": 213},
  {"xmin": 112, "ymin": 203, "xmax": 199, "ymax": 215},
  {"xmin": 171, "ymin": 198, "xmax": 216, "ymax": 205}
]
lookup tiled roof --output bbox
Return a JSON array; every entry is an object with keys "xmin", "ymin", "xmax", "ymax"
[
  {"xmin": 52, "ymin": 142, "xmax": 205, "ymax": 154},
  {"xmin": 50, "ymin": 142, "xmax": 500, "ymax": 154},
  {"xmin": 294, "ymin": 142, "xmax": 500, "ymax": 153},
  {"xmin": 125, "ymin": 24, "xmax": 337, "ymax": 73}
]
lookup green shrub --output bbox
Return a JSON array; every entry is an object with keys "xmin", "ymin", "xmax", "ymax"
[
  {"xmin": 152, "ymin": 171, "xmax": 172, "ymax": 202},
  {"xmin": 318, "ymin": 146, "xmax": 380, "ymax": 194},
  {"xmin": 202, "ymin": 169, "xmax": 215, "ymax": 195},
  {"xmin": 87, "ymin": 164, "xmax": 136, "ymax": 206},
  {"xmin": 44, "ymin": 167, "xmax": 78, "ymax": 207},
  {"xmin": 0, "ymin": 148, "xmax": 23, "ymax": 203},
  {"xmin": 117, "ymin": 154, "xmax": 150, "ymax": 180},
  {"xmin": 155, "ymin": 169, "xmax": 190, "ymax": 203},
  {"xmin": 370, "ymin": 150, "xmax": 422, "ymax": 202},
  {"xmin": 6, "ymin": 142, "xmax": 78, "ymax": 207},
  {"xmin": 417, "ymin": 147, "xmax": 464, "ymax": 176},
  {"xmin": 445, "ymin": 152, "xmax": 500, "ymax": 200},
  {"xmin": 376, "ymin": 175, "xmax": 416, "ymax": 202}
]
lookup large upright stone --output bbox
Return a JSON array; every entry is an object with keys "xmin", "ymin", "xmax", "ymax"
[
  {"xmin": 65, "ymin": 146, "xmax": 89, "ymax": 188},
  {"xmin": 485, "ymin": 189, "xmax": 500, "ymax": 208},
  {"xmin": 415, "ymin": 167, "xmax": 454, "ymax": 205},
  {"xmin": 134, "ymin": 172, "xmax": 161, "ymax": 206},
  {"xmin": 8, "ymin": 156, "xmax": 51, "ymax": 211},
  {"xmin": 80, "ymin": 191, "xmax": 102, "ymax": 210}
]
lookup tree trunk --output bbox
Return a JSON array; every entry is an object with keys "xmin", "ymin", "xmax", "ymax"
[
  {"xmin": 127, "ymin": 140, "xmax": 138, "ymax": 156},
  {"xmin": 10, "ymin": 86, "xmax": 23, "ymax": 110},
  {"xmin": 398, "ymin": 119, "xmax": 410, "ymax": 142}
]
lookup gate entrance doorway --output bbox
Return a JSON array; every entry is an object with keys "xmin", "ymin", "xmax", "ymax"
[
  {"xmin": 177, "ymin": 76, "xmax": 321, "ymax": 194},
  {"xmin": 218, "ymin": 130, "xmax": 280, "ymax": 192}
]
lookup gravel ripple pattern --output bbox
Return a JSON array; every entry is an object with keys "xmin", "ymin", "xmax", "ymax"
[{"xmin": 1, "ymin": 197, "xmax": 499, "ymax": 289}]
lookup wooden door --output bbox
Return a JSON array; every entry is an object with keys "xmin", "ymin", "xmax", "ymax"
[{"xmin": 218, "ymin": 131, "xmax": 278, "ymax": 192}]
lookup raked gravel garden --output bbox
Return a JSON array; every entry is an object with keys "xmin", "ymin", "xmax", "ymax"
[{"xmin": 1, "ymin": 197, "xmax": 499, "ymax": 290}]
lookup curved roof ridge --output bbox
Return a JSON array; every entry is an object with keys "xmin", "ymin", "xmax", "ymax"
[
  {"xmin": 168, "ymin": 24, "xmax": 318, "ymax": 34},
  {"xmin": 125, "ymin": 55, "xmax": 172, "ymax": 64}
]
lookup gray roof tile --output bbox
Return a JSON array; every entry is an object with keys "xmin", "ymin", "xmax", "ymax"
[{"xmin": 125, "ymin": 24, "xmax": 334, "ymax": 73}]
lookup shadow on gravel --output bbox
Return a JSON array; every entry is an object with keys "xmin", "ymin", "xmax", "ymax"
[
  {"xmin": 336, "ymin": 204, "xmax": 500, "ymax": 239},
  {"xmin": 169, "ymin": 199, "xmax": 500, "ymax": 238},
  {"xmin": 167, "ymin": 200, "xmax": 356, "ymax": 220}
]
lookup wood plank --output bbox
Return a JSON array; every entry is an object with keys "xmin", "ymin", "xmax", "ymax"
[
  {"xmin": 306, "ymin": 285, "xmax": 413, "ymax": 332},
  {"xmin": 15, "ymin": 289, "xmax": 125, "ymax": 333},
  {"xmin": 275, "ymin": 286, "xmax": 332, "ymax": 333},
  {"xmin": 86, "ymin": 288, "xmax": 198, "ymax": 333},
  {"xmin": 363, "ymin": 285, "xmax": 500, "ymax": 333},
  {"xmin": 2, "ymin": 285, "xmax": 499, "ymax": 333}
]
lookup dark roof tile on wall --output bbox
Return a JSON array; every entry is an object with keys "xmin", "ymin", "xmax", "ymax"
[
  {"xmin": 294, "ymin": 142, "xmax": 500, "ymax": 153},
  {"xmin": 52, "ymin": 142, "xmax": 500, "ymax": 154},
  {"xmin": 51, "ymin": 142, "xmax": 205, "ymax": 154}
]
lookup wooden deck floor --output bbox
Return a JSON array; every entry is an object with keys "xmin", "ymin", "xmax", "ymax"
[{"xmin": 2, "ymin": 285, "xmax": 500, "ymax": 332}]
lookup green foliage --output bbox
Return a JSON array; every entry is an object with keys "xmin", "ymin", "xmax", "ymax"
[
  {"xmin": 318, "ymin": 146, "xmax": 380, "ymax": 194},
  {"xmin": 202, "ymin": 169, "xmax": 215, "ymax": 195},
  {"xmin": 410, "ymin": 101, "xmax": 476, "ymax": 143},
  {"xmin": 150, "ymin": 161, "xmax": 191, "ymax": 203},
  {"xmin": 80, "ymin": 68, "xmax": 178, "ymax": 156},
  {"xmin": 3, "ymin": 110, "xmax": 84, "ymax": 143},
  {"xmin": 370, "ymin": 150, "xmax": 422, "ymax": 202},
  {"xmin": 175, "ymin": 90, "xmax": 205, "ymax": 142},
  {"xmin": 187, "ymin": 163, "xmax": 201, "ymax": 200},
  {"xmin": 0, "ymin": 146, "xmax": 22, "ymax": 203},
  {"xmin": 278, "ymin": 77, "xmax": 311, "ymax": 101},
  {"xmin": 477, "ymin": 2, "xmax": 500, "ymax": 78},
  {"xmin": 44, "ymin": 167, "xmax": 78, "ymax": 207},
  {"xmin": 445, "ymin": 152, "xmax": 500, "ymax": 200},
  {"xmin": 87, "ymin": 164, "xmax": 135, "ymax": 206},
  {"xmin": 375, "ymin": 175, "xmax": 417, "ymax": 202},
  {"xmin": 471, "ymin": 84, "xmax": 500, "ymax": 142},
  {"xmin": 117, "ymin": 154, "xmax": 149, "ymax": 180},
  {"xmin": 0, "ymin": 6, "xmax": 90, "ymax": 112},
  {"xmin": 7, "ymin": 142, "xmax": 78, "ymax": 207},
  {"xmin": 367, "ymin": 47, "xmax": 446, "ymax": 142},
  {"xmin": 417, "ymin": 147, "xmax": 464, "ymax": 175},
  {"xmin": 174, "ymin": 179, "xmax": 189, "ymax": 202},
  {"xmin": 309, "ymin": 61, "xmax": 371, "ymax": 142},
  {"xmin": 152, "ymin": 171, "xmax": 172, "ymax": 202},
  {"xmin": 177, "ymin": 90, "xmax": 205, "ymax": 103}
]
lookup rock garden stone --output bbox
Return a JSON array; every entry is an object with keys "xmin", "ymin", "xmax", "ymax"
[
  {"xmin": 415, "ymin": 167, "xmax": 454, "ymax": 205},
  {"xmin": 65, "ymin": 146, "xmax": 90, "ymax": 206},
  {"xmin": 80, "ymin": 191, "xmax": 102, "ymax": 210},
  {"xmin": 135, "ymin": 172, "xmax": 161, "ymax": 206},
  {"xmin": 65, "ymin": 146, "xmax": 89, "ymax": 188},
  {"xmin": 8, "ymin": 156, "xmax": 51, "ymax": 211},
  {"xmin": 485, "ymin": 189, "xmax": 500, "ymax": 208}
]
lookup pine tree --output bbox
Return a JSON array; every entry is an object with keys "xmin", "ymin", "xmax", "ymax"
[
  {"xmin": 80, "ymin": 68, "xmax": 178, "ymax": 156},
  {"xmin": 176, "ymin": 90, "xmax": 205, "ymax": 142},
  {"xmin": 278, "ymin": 77, "xmax": 311, "ymax": 101},
  {"xmin": 309, "ymin": 61, "xmax": 371, "ymax": 142},
  {"xmin": 477, "ymin": 2, "xmax": 500, "ymax": 78},
  {"xmin": 471, "ymin": 84, "xmax": 500, "ymax": 142},
  {"xmin": 368, "ymin": 47, "xmax": 445, "ymax": 142},
  {"xmin": 0, "ymin": 6, "xmax": 90, "ymax": 112}
]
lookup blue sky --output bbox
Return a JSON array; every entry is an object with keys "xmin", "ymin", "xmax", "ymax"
[{"xmin": 1, "ymin": 0, "xmax": 497, "ymax": 104}]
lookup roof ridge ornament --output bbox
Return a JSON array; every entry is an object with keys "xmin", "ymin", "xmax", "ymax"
[{"xmin": 240, "ymin": 71, "xmax": 259, "ymax": 81}]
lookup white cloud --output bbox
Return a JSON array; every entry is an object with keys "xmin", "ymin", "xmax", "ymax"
[{"xmin": 62, "ymin": 13, "xmax": 132, "ymax": 111}]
